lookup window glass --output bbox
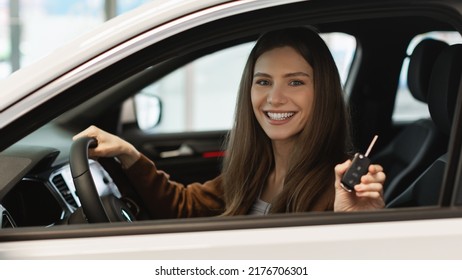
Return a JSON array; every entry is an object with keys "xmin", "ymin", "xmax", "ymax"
[
  {"xmin": 130, "ymin": 33, "xmax": 357, "ymax": 133},
  {"xmin": 393, "ymin": 31, "xmax": 462, "ymax": 122},
  {"xmin": 321, "ymin": 32, "xmax": 356, "ymax": 85}
]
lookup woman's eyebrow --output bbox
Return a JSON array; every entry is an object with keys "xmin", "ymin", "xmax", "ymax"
[
  {"xmin": 284, "ymin": 72, "xmax": 311, "ymax": 78},
  {"xmin": 253, "ymin": 72, "xmax": 271, "ymax": 78},
  {"xmin": 253, "ymin": 72, "xmax": 311, "ymax": 78}
]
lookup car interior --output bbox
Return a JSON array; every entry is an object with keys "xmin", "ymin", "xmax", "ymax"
[
  {"xmin": 371, "ymin": 38, "xmax": 448, "ymax": 203},
  {"xmin": 387, "ymin": 44, "xmax": 462, "ymax": 207},
  {"xmin": 1, "ymin": 1, "xmax": 462, "ymax": 240}
]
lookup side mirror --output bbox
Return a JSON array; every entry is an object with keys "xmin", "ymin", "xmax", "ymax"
[{"xmin": 133, "ymin": 93, "xmax": 162, "ymax": 130}]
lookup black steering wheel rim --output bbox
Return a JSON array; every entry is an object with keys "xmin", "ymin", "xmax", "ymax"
[{"xmin": 70, "ymin": 137, "xmax": 110, "ymax": 223}]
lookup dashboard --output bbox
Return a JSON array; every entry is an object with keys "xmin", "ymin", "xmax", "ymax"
[{"xmin": 0, "ymin": 145, "xmax": 120, "ymax": 228}]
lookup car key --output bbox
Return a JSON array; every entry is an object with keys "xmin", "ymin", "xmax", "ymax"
[{"xmin": 341, "ymin": 135, "xmax": 378, "ymax": 192}]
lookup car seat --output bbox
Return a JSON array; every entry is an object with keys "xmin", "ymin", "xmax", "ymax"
[
  {"xmin": 371, "ymin": 38, "xmax": 449, "ymax": 203},
  {"xmin": 387, "ymin": 43, "xmax": 462, "ymax": 208}
]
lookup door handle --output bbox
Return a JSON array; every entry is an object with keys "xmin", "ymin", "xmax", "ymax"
[{"xmin": 159, "ymin": 143, "xmax": 194, "ymax": 158}]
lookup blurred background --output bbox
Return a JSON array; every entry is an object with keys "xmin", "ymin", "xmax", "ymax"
[{"xmin": 0, "ymin": 0, "xmax": 151, "ymax": 78}]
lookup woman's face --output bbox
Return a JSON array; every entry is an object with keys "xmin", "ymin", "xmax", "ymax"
[{"xmin": 251, "ymin": 46, "xmax": 315, "ymax": 144}]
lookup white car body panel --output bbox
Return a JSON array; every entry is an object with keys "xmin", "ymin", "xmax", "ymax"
[{"xmin": 1, "ymin": 217, "xmax": 462, "ymax": 259}]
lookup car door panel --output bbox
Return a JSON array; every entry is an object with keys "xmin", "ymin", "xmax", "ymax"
[{"xmin": 122, "ymin": 129, "xmax": 227, "ymax": 184}]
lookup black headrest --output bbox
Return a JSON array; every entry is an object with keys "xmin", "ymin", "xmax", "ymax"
[
  {"xmin": 407, "ymin": 39, "xmax": 449, "ymax": 103},
  {"xmin": 427, "ymin": 44, "xmax": 462, "ymax": 135}
]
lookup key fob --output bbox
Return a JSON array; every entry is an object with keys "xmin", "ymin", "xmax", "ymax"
[{"xmin": 341, "ymin": 153, "xmax": 370, "ymax": 192}]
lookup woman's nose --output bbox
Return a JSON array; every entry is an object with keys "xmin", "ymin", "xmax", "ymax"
[{"xmin": 267, "ymin": 85, "xmax": 287, "ymax": 105}]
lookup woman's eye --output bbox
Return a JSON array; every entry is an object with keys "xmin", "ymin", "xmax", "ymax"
[
  {"xmin": 255, "ymin": 79, "xmax": 270, "ymax": 86},
  {"xmin": 289, "ymin": 80, "xmax": 304, "ymax": 86}
]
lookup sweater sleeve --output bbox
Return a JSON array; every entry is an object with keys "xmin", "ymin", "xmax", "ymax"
[{"xmin": 123, "ymin": 154, "xmax": 225, "ymax": 219}]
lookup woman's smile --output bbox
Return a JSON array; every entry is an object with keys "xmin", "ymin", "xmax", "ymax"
[{"xmin": 265, "ymin": 111, "xmax": 296, "ymax": 121}]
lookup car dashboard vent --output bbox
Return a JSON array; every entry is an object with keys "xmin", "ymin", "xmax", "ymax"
[
  {"xmin": 52, "ymin": 174, "xmax": 78, "ymax": 208},
  {"xmin": 0, "ymin": 204, "xmax": 16, "ymax": 228}
]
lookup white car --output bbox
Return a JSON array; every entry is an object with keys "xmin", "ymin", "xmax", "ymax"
[{"xmin": 1, "ymin": 0, "xmax": 462, "ymax": 262}]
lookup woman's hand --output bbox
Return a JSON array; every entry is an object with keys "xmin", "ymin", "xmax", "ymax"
[
  {"xmin": 333, "ymin": 160, "xmax": 386, "ymax": 211},
  {"xmin": 72, "ymin": 125, "xmax": 141, "ymax": 169}
]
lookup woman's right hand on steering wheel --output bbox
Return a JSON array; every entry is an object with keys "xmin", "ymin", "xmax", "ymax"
[{"xmin": 73, "ymin": 125, "xmax": 141, "ymax": 169}]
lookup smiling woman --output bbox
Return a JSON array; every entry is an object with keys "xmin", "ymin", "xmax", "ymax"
[
  {"xmin": 223, "ymin": 27, "xmax": 384, "ymax": 215},
  {"xmin": 73, "ymin": 27, "xmax": 386, "ymax": 220}
]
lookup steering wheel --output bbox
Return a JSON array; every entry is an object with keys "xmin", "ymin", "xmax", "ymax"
[{"xmin": 69, "ymin": 137, "xmax": 136, "ymax": 223}]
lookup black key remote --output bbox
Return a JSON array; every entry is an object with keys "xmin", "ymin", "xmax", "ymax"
[{"xmin": 341, "ymin": 135, "xmax": 378, "ymax": 192}]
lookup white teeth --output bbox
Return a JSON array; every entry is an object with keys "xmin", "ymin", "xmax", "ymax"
[{"xmin": 267, "ymin": 112, "xmax": 295, "ymax": 120}]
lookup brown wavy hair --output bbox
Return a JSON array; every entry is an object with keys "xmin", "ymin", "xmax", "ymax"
[{"xmin": 221, "ymin": 27, "xmax": 352, "ymax": 215}]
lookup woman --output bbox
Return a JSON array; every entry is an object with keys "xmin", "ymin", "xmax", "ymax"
[{"xmin": 73, "ymin": 27, "xmax": 385, "ymax": 218}]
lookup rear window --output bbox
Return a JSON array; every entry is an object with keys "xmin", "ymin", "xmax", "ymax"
[{"xmin": 393, "ymin": 31, "xmax": 462, "ymax": 122}]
